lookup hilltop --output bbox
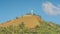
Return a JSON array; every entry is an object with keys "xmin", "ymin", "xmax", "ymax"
[
  {"xmin": 0, "ymin": 13, "xmax": 41, "ymax": 28},
  {"xmin": 0, "ymin": 13, "xmax": 60, "ymax": 34}
]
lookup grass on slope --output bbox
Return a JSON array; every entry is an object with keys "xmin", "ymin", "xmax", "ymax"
[{"xmin": 0, "ymin": 21, "xmax": 60, "ymax": 34}]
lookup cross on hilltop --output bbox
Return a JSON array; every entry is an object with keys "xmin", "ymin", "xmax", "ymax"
[
  {"xmin": 25, "ymin": 10, "xmax": 36, "ymax": 16},
  {"xmin": 31, "ymin": 10, "xmax": 34, "ymax": 15}
]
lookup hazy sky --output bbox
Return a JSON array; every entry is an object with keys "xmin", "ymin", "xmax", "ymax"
[{"xmin": 0, "ymin": 0, "xmax": 60, "ymax": 24}]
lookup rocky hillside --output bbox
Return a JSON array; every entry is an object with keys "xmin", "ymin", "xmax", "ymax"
[{"xmin": 0, "ymin": 14, "xmax": 60, "ymax": 34}]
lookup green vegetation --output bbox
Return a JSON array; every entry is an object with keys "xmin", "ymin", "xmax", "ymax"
[{"xmin": 0, "ymin": 21, "xmax": 60, "ymax": 34}]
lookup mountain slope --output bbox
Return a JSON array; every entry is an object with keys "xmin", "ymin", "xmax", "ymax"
[
  {"xmin": 0, "ymin": 14, "xmax": 60, "ymax": 34},
  {"xmin": 0, "ymin": 14, "xmax": 41, "ymax": 28}
]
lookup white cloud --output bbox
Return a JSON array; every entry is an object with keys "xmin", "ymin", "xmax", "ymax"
[{"xmin": 42, "ymin": 2, "xmax": 60, "ymax": 15}]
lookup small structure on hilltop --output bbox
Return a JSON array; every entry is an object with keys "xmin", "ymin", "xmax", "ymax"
[{"xmin": 24, "ymin": 10, "xmax": 37, "ymax": 16}]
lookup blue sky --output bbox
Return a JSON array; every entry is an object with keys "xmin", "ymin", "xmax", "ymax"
[{"xmin": 0, "ymin": 0, "xmax": 60, "ymax": 24}]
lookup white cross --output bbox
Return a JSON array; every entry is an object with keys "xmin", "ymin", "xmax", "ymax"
[{"xmin": 31, "ymin": 10, "xmax": 33, "ymax": 15}]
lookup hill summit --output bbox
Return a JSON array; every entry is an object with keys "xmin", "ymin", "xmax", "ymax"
[
  {"xmin": 0, "ymin": 13, "xmax": 60, "ymax": 34},
  {"xmin": 0, "ymin": 13, "xmax": 41, "ymax": 28}
]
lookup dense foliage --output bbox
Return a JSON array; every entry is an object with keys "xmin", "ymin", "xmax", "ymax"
[{"xmin": 0, "ymin": 21, "xmax": 60, "ymax": 34}]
